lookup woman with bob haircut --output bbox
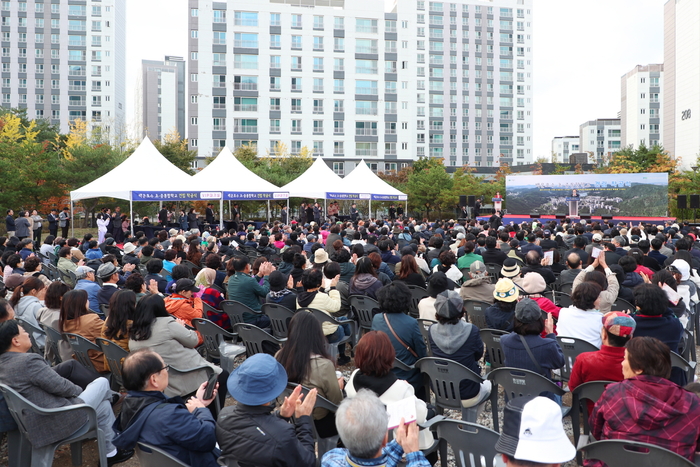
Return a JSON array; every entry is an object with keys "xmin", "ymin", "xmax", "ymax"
[
  {"xmin": 556, "ymin": 281, "xmax": 604, "ymax": 348},
  {"xmin": 395, "ymin": 254, "xmax": 426, "ymax": 288},
  {"xmin": 275, "ymin": 311, "xmax": 343, "ymax": 438},
  {"xmin": 101, "ymin": 289, "xmax": 136, "ymax": 352},
  {"xmin": 589, "ymin": 337, "xmax": 700, "ymax": 467},
  {"xmin": 346, "ymin": 331, "xmax": 434, "ymax": 451},
  {"xmin": 59, "ymin": 289, "xmax": 105, "ymax": 373},
  {"xmin": 37, "ymin": 281, "xmax": 72, "ymax": 361}
]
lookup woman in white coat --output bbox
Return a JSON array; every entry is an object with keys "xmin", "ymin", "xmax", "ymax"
[{"xmin": 96, "ymin": 213, "xmax": 109, "ymax": 244}]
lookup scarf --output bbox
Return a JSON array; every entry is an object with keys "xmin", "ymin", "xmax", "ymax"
[
  {"xmin": 194, "ymin": 267, "xmax": 216, "ymax": 288},
  {"xmin": 268, "ymin": 289, "xmax": 293, "ymax": 300}
]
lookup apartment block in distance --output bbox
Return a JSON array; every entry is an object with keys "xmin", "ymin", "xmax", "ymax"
[
  {"xmin": 187, "ymin": 0, "xmax": 533, "ymax": 173},
  {"xmin": 621, "ymin": 64, "xmax": 663, "ymax": 149},
  {"xmin": 579, "ymin": 118, "xmax": 621, "ymax": 164},
  {"xmin": 141, "ymin": 56, "xmax": 186, "ymax": 141},
  {"xmin": 0, "ymin": 0, "xmax": 126, "ymax": 138},
  {"xmin": 551, "ymin": 135, "xmax": 579, "ymax": 163},
  {"xmin": 664, "ymin": 0, "xmax": 700, "ymax": 169}
]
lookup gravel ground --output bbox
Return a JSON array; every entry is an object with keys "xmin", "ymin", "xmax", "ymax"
[{"xmin": 3, "ymin": 345, "xmax": 695, "ymax": 467}]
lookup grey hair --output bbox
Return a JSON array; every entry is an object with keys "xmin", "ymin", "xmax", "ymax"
[{"xmin": 335, "ymin": 389, "xmax": 388, "ymax": 459}]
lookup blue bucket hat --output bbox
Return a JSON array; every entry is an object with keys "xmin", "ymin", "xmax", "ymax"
[{"xmin": 227, "ymin": 354, "xmax": 288, "ymax": 406}]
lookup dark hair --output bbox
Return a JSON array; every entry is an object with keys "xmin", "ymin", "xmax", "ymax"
[
  {"xmin": 129, "ymin": 294, "xmax": 170, "ymax": 341},
  {"xmin": 619, "ymin": 256, "xmax": 638, "ymax": 274},
  {"xmin": 146, "ymin": 258, "xmax": 163, "ymax": 274},
  {"xmin": 58, "ymin": 289, "xmax": 90, "ymax": 332},
  {"xmin": 58, "ymin": 246, "xmax": 72, "ymax": 258},
  {"xmin": 6, "ymin": 254, "xmax": 22, "ymax": 269},
  {"xmin": 571, "ymin": 282, "xmax": 602, "ymax": 310},
  {"xmin": 23, "ymin": 256, "xmax": 41, "ymax": 272},
  {"xmin": 377, "ymin": 282, "xmax": 411, "ymax": 314},
  {"xmin": 123, "ymin": 273, "xmax": 145, "ymax": 294},
  {"xmin": 122, "ymin": 348, "xmax": 166, "ymax": 391},
  {"xmin": 633, "ymin": 283, "xmax": 669, "ymax": 316},
  {"xmin": 398, "ymin": 255, "xmax": 419, "ymax": 279},
  {"xmin": 355, "ymin": 255, "xmax": 377, "ymax": 277},
  {"xmin": 604, "ymin": 328, "xmax": 632, "ymax": 348},
  {"xmin": 652, "ymin": 269, "xmax": 677, "ymax": 291},
  {"xmin": 276, "ymin": 312, "xmax": 332, "ymax": 381},
  {"xmin": 232, "ymin": 256, "xmax": 249, "ymax": 272},
  {"xmin": 302, "ymin": 268, "xmax": 324, "ymax": 290},
  {"xmin": 439, "ymin": 250, "xmax": 456, "ymax": 267},
  {"xmin": 10, "ymin": 276, "xmax": 45, "ymax": 308},
  {"xmin": 354, "ymin": 331, "xmax": 395, "ymax": 377},
  {"xmin": 44, "ymin": 281, "xmax": 70, "ymax": 309},
  {"xmin": 513, "ymin": 316, "xmax": 545, "ymax": 336},
  {"xmin": 164, "ymin": 249, "xmax": 177, "ymax": 261},
  {"xmin": 625, "ymin": 336, "xmax": 671, "ymax": 379},
  {"xmin": 584, "ymin": 270, "xmax": 608, "ymax": 291},
  {"xmin": 171, "ymin": 265, "xmax": 190, "ymax": 282},
  {"xmin": 0, "ymin": 320, "xmax": 20, "ymax": 354},
  {"xmin": 324, "ymin": 261, "xmax": 341, "ymax": 280},
  {"xmin": 171, "ymin": 238, "xmax": 184, "ymax": 252},
  {"xmin": 205, "ymin": 253, "xmax": 221, "ymax": 270},
  {"xmin": 103, "ymin": 290, "xmax": 137, "ymax": 342}
]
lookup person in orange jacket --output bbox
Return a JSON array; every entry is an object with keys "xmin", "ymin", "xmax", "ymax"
[{"xmin": 164, "ymin": 278, "xmax": 204, "ymax": 346}]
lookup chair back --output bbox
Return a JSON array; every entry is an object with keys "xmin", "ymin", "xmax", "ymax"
[
  {"xmin": 180, "ymin": 260, "xmax": 199, "ymax": 278},
  {"xmin": 135, "ymin": 442, "xmax": 190, "ymax": 467},
  {"xmin": 393, "ymin": 357, "xmax": 414, "ymax": 372},
  {"xmin": 670, "ymin": 350, "xmax": 697, "ymax": 385},
  {"xmin": 209, "ymin": 283, "xmax": 226, "ymax": 297},
  {"xmin": 301, "ymin": 307, "xmax": 356, "ymax": 357},
  {"xmin": 15, "ymin": 319, "xmax": 44, "ymax": 355},
  {"xmin": 415, "ymin": 357, "xmax": 484, "ymax": 413},
  {"xmin": 96, "ymin": 338, "xmax": 128, "ymax": 388},
  {"xmin": 553, "ymin": 291, "xmax": 573, "ymax": 308},
  {"xmin": 571, "ymin": 380, "xmax": 614, "ymax": 464},
  {"xmin": 201, "ymin": 301, "xmax": 218, "ymax": 319},
  {"xmin": 45, "ymin": 263, "xmax": 60, "ymax": 281},
  {"xmin": 433, "ymin": 419, "xmax": 500, "ymax": 467},
  {"xmin": 484, "ymin": 263, "xmax": 502, "ymax": 282},
  {"xmin": 40, "ymin": 323, "xmax": 63, "ymax": 365},
  {"xmin": 463, "ymin": 300, "xmax": 490, "ymax": 329},
  {"xmin": 487, "ymin": 367, "xmax": 567, "ymax": 431},
  {"xmin": 261, "ymin": 303, "xmax": 295, "ymax": 339},
  {"xmin": 193, "ymin": 318, "xmax": 236, "ymax": 360},
  {"xmin": 63, "ymin": 332, "xmax": 101, "ymax": 373},
  {"xmin": 416, "ymin": 319, "xmax": 436, "ymax": 356},
  {"xmin": 233, "ymin": 323, "xmax": 284, "ymax": 357},
  {"xmin": 220, "ymin": 300, "xmax": 258, "ymax": 326},
  {"xmin": 407, "ymin": 285, "xmax": 429, "ymax": 319},
  {"xmin": 610, "ymin": 298, "xmax": 635, "ymax": 313},
  {"xmin": 99, "ymin": 304, "xmax": 110, "ymax": 318},
  {"xmin": 556, "ymin": 336, "xmax": 600, "ymax": 381},
  {"xmin": 479, "ymin": 328, "xmax": 509, "ymax": 370},
  {"xmin": 349, "ymin": 295, "xmax": 380, "ymax": 331},
  {"xmin": 58, "ymin": 269, "xmax": 75, "ymax": 287},
  {"xmin": 559, "ymin": 282, "xmax": 573, "ymax": 295},
  {"xmin": 579, "ymin": 440, "xmax": 696, "ymax": 467}
]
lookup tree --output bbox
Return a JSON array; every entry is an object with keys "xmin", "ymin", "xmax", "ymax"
[
  {"xmin": 405, "ymin": 159, "xmax": 453, "ymax": 219},
  {"xmin": 152, "ymin": 130, "xmax": 197, "ymax": 174}
]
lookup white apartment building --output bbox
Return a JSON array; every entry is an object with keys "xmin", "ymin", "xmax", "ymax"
[
  {"xmin": 621, "ymin": 64, "xmax": 663, "ymax": 150},
  {"xmin": 187, "ymin": 0, "xmax": 533, "ymax": 172},
  {"xmin": 664, "ymin": 0, "xmax": 700, "ymax": 170},
  {"xmin": 0, "ymin": 0, "xmax": 126, "ymax": 138},
  {"xmin": 141, "ymin": 56, "xmax": 186, "ymax": 141},
  {"xmin": 551, "ymin": 136, "xmax": 579, "ymax": 163},
  {"xmin": 579, "ymin": 118, "xmax": 621, "ymax": 164}
]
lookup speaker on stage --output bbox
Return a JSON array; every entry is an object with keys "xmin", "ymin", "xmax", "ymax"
[
  {"xmin": 459, "ymin": 195, "xmax": 467, "ymax": 206},
  {"xmin": 467, "ymin": 195, "xmax": 476, "ymax": 207},
  {"xmin": 691, "ymin": 195, "xmax": 700, "ymax": 209},
  {"xmin": 678, "ymin": 195, "xmax": 688, "ymax": 209}
]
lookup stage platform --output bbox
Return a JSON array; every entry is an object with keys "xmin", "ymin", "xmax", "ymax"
[{"xmin": 476, "ymin": 214, "xmax": 676, "ymax": 226}]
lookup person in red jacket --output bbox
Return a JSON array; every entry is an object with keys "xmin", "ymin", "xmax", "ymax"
[{"xmin": 568, "ymin": 311, "xmax": 636, "ymax": 412}]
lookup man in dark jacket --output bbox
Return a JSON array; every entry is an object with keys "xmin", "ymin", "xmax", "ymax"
[
  {"xmin": 5, "ymin": 209, "xmax": 15, "ymax": 237},
  {"xmin": 113, "ymin": 349, "xmax": 219, "ymax": 467},
  {"xmin": 216, "ymin": 353, "xmax": 317, "ymax": 467},
  {"xmin": 481, "ymin": 236, "xmax": 508, "ymax": 266}
]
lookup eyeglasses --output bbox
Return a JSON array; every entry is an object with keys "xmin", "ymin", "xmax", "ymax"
[{"xmin": 161, "ymin": 364, "xmax": 170, "ymax": 372}]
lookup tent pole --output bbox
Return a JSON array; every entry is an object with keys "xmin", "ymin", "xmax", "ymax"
[
  {"xmin": 369, "ymin": 199, "xmax": 372, "ymax": 221},
  {"xmin": 70, "ymin": 200, "xmax": 74, "ymax": 238},
  {"xmin": 405, "ymin": 200, "xmax": 408, "ymax": 219},
  {"xmin": 267, "ymin": 200, "xmax": 270, "ymax": 224},
  {"xmin": 129, "ymin": 194, "xmax": 134, "ymax": 236},
  {"xmin": 219, "ymin": 198, "xmax": 224, "ymax": 231},
  {"xmin": 323, "ymin": 199, "xmax": 327, "ymax": 224},
  {"xmin": 286, "ymin": 198, "xmax": 289, "ymax": 224}
]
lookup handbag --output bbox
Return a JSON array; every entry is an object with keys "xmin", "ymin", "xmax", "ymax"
[{"xmin": 383, "ymin": 313, "xmax": 418, "ymax": 358}]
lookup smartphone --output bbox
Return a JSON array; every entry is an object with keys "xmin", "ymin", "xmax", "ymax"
[{"xmin": 203, "ymin": 373, "xmax": 218, "ymax": 401}]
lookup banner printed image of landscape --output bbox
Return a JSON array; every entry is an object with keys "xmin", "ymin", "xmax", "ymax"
[{"xmin": 505, "ymin": 173, "xmax": 669, "ymax": 217}]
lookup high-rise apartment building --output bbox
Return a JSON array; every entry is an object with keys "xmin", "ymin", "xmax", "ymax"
[
  {"xmin": 551, "ymin": 136, "xmax": 579, "ymax": 163},
  {"xmin": 579, "ymin": 118, "xmax": 621, "ymax": 164},
  {"xmin": 621, "ymin": 64, "xmax": 663, "ymax": 150},
  {"xmin": 664, "ymin": 0, "xmax": 699, "ymax": 170},
  {"xmin": 141, "ymin": 56, "xmax": 186, "ymax": 141},
  {"xmin": 0, "ymin": 0, "xmax": 126, "ymax": 138},
  {"xmin": 187, "ymin": 0, "xmax": 533, "ymax": 172}
]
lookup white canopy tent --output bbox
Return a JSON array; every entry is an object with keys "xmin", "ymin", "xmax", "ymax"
[
  {"xmin": 281, "ymin": 156, "xmax": 343, "ymax": 199},
  {"xmin": 331, "ymin": 160, "xmax": 408, "ymax": 217},
  {"xmin": 69, "ymin": 137, "xmax": 194, "ymax": 235},
  {"xmin": 191, "ymin": 147, "xmax": 289, "ymax": 227}
]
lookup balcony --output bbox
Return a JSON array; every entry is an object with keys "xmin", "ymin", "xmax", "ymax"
[
  {"xmin": 234, "ymin": 104, "xmax": 257, "ymax": 112},
  {"xmin": 213, "ymin": 103, "xmax": 226, "ymax": 109},
  {"xmin": 385, "ymin": 46, "xmax": 397, "ymax": 53},
  {"xmin": 313, "ymin": 85, "xmax": 324, "ymax": 92},
  {"xmin": 355, "ymin": 87, "xmax": 378, "ymax": 95},
  {"xmin": 69, "ymin": 84, "xmax": 86, "ymax": 91},
  {"xmin": 356, "ymin": 128, "xmax": 377, "ymax": 136},
  {"xmin": 356, "ymin": 46, "xmax": 378, "ymax": 54},
  {"xmin": 356, "ymin": 149, "xmax": 378, "ymax": 156},
  {"xmin": 334, "ymin": 86, "xmax": 345, "ymax": 93},
  {"xmin": 356, "ymin": 26, "xmax": 378, "ymax": 33},
  {"xmin": 334, "ymin": 65, "xmax": 345, "ymax": 72},
  {"xmin": 69, "ymin": 39, "xmax": 86, "ymax": 47},
  {"xmin": 233, "ymin": 82, "xmax": 257, "ymax": 91},
  {"xmin": 356, "ymin": 107, "xmax": 378, "ymax": 115},
  {"xmin": 234, "ymin": 40, "xmax": 257, "ymax": 48},
  {"xmin": 234, "ymin": 125, "xmax": 257, "ymax": 134},
  {"xmin": 313, "ymin": 106, "xmax": 323, "ymax": 114}
]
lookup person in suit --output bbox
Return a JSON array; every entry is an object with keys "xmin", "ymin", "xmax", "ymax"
[
  {"xmin": 0, "ymin": 320, "xmax": 133, "ymax": 465},
  {"xmin": 281, "ymin": 206, "xmax": 288, "ymax": 225},
  {"xmin": 47, "ymin": 209, "xmax": 58, "ymax": 238},
  {"xmin": 158, "ymin": 207, "xmax": 169, "ymax": 228},
  {"xmin": 474, "ymin": 198, "xmax": 482, "ymax": 216},
  {"xmin": 350, "ymin": 203, "xmax": 359, "ymax": 222},
  {"xmin": 205, "ymin": 204, "xmax": 215, "ymax": 226}
]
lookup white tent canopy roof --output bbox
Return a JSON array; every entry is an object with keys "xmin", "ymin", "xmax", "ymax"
[
  {"xmin": 281, "ymin": 157, "xmax": 343, "ymax": 199},
  {"xmin": 334, "ymin": 160, "xmax": 407, "ymax": 200},
  {"xmin": 69, "ymin": 137, "xmax": 194, "ymax": 202},
  {"xmin": 191, "ymin": 147, "xmax": 287, "ymax": 198}
]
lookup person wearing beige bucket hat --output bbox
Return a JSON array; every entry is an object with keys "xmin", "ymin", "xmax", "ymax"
[{"xmin": 483, "ymin": 278, "xmax": 519, "ymax": 332}]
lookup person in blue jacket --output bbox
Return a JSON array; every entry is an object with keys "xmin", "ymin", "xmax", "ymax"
[{"xmin": 113, "ymin": 348, "xmax": 220, "ymax": 467}]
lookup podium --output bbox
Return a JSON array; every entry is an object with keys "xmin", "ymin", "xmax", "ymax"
[
  {"xmin": 492, "ymin": 197, "xmax": 503, "ymax": 212},
  {"xmin": 566, "ymin": 197, "xmax": 580, "ymax": 217}
]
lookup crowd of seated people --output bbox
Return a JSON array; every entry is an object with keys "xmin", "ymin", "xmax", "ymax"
[{"xmin": 0, "ymin": 209, "xmax": 700, "ymax": 466}]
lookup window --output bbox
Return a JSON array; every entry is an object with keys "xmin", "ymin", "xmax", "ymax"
[
  {"xmin": 190, "ymin": 73, "xmax": 198, "ymax": 82},
  {"xmin": 291, "ymin": 141, "xmax": 302, "ymax": 154},
  {"xmin": 213, "ymin": 10, "xmax": 226, "ymax": 23},
  {"xmin": 355, "ymin": 80, "xmax": 378, "ymax": 95},
  {"xmin": 270, "ymin": 13, "xmax": 281, "ymax": 26},
  {"xmin": 291, "ymin": 76, "xmax": 302, "ymax": 91},
  {"xmin": 191, "ymin": 117, "xmax": 198, "ymax": 125},
  {"xmin": 191, "ymin": 52, "xmax": 199, "ymax": 60},
  {"xmin": 270, "ymin": 56, "xmax": 281, "ymax": 69},
  {"xmin": 313, "ymin": 36, "xmax": 324, "ymax": 51},
  {"xmin": 334, "ymin": 79, "xmax": 344, "ymax": 93},
  {"xmin": 334, "ymin": 38, "xmax": 345, "ymax": 52},
  {"xmin": 213, "ymin": 53, "xmax": 226, "ymax": 66},
  {"xmin": 234, "ymin": 11, "xmax": 258, "ymax": 27},
  {"xmin": 191, "ymin": 8, "xmax": 199, "ymax": 17},
  {"xmin": 212, "ymin": 118, "xmax": 226, "ymax": 131},
  {"xmin": 356, "ymin": 59, "xmax": 378, "ymax": 74},
  {"xmin": 356, "ymin": 18, "xmax": 378, "ymax": 33},
  {"xmin": 291, "ymin": 36, "xmax": 302, "ymax": 49},
  {"xmin": 291, "ymin": 57, "xmax": 302, "ymax": 71},
  {"xmin": 269, "ymin": 77, "xmax": 281, "ymax": 91},
  {"xmin": 356, "ymin": 142, "xmax": 377, "ymax": 156},
  {"xmin": 270, "ymin": 98, "xmax": 281, "ymax": 110},
  {"xmin": 291, "ymin": 98, "xmax": 302, "ymax": 112},
  {"xmin": 356, "ymin": 39, "xmax": 377, "ymax": 54},
  {"xmin": 234, "ymin": 76, "xmax": 257, "ymax": 90},
  {"xmin": 291, "ymin": 14, "xmax": 302, "ymax": 28},
  {"xmin": 234, "ymin": 119, "xmax": 257, "ymax": 133},
  {"xmin": 334, "ymin": 17, "xmax": 344, "ymax": 29},
  {"xmin": 213, "ymin": 96, "xmax": 226, "ymax": 109},
  {"xmin": 314, "ymin": 15, "xmax": 323, "ymax": 29},
  {"xmin": 270, "ymin": 120, "xmax": 280, "ymax": 133},
  {"xmin": 334, "ymin": 121, "xmax": 344, "ymax": 134},
  {"xmin": 234, "ymin": 97, "xmax": 257, "ymax": 111},
  {"xmin": 385, "ymin": 122, "xmax": 396, "ymax": 134},
  {"xmin": 313, "ymin": 78, "xmax": 323, "ymax": 92},
  {"xmin": 334, "ymin": 100, "xmax": 344, "ymax": 112},
  {"xmin": 313, "ymin": 99, "xmax": 324, "ymax": 114},
  {"xmin": 356, "ymin": 101, "xmax": 378, "ymax": 115},
  {"xmin": 234, "ymin": 54, "xmax": 258, "ymax": 69},
  {"xmin": 313, "ymin": 121, "xmax": 323, "ymax": 134},
  {"xmin": 334, "ymin": 58, "xmax": 345, "ymax": 72},
  {"xmin": 191, "ymin": 95, "xmax": 198, "ymax": 104},
  {"xmin": 191, "ymin": 30, "xmax": 198, "ymax": 39},
  {"xmin": 333, "ymin": 161, "xmax": 344, "ymax": 174}
]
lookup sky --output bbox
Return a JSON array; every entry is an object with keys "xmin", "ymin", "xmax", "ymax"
[{"xmin": 125, "ymin": 0, "xmax": 666, "ymax": 161}]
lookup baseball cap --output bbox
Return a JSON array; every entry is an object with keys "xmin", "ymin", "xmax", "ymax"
[
  {"xmin": 592, "ymin": 233, "xmax": 602, "ymax": 242},
  {"xmin": 96, "ymin": 262, "xmax": 118, "ymax": 279},
  {"xmin": 174, "ymin": 278, "xmax": 199, "ymax": 294},
  {"xmin": 514, "ymin": 298, "xmax": 542, "ymax": 324},
  {"xmin": 493, "ymin": 278, "xmax": 519, "ymax": 303},
  {"xmin": 227, "ymin": 353, "xmax": 288, "ymax": 406},
  {"xmin": 74, "ymin": 266, "xmax": 95, "ymax": 280},
  {"xmin": 602, "ymin": 311, "xmax": 636, "ymax": 337},
  {"xmin": 306, "ymin": 234, "xmax": 317, "ymax": 241},
  {"xmin": 434, "ymin": 290, "xmax": 463, "ymax": 319},
  {"xmin": 494, "ymin": 396, "xmax": 575, "ymax": 464},
  {"xmin": 501, "ymin": 258, "xmax": 520, "ymax": 278},
  {"xmin": 470, "ymin": 260, "xmax": 487, "ymax": 275}
]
